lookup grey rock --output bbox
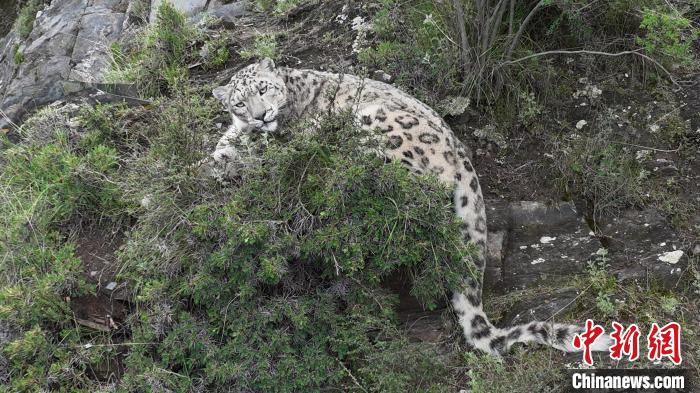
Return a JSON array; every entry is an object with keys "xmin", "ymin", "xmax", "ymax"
[
  {"xmin": 650, "ymin": 158, "xmax": 679, "ymax": 176},
  {"xmin": 499, "ymin": 201, "xmax": 599, "ymax": 291},
  {"xmin": 0, "ymin": 0, "xmax": 130, "ymax": 129},
  {"xmin": 599, "ymin": 209, "xmax": 685, "ymax": 288},
  {"xmin": 210, "ymin": 1, "xmax": 251, "ymax": 19},
  {"xmin": 150, "ymin": 0, "xmax": 207, "ymax": 22},
  {"xmin": 484, "ymin": 200, "xmax": 686, "ymax": 292},
  {"xmin": 503, "ymin": 287, "xmax": 580, "ymax": 326},
  {"xmin": 69, "ymin": 3, "xmax": 128, "ymax": 82},
  {"xmin": 371, "ymin": 69, "xmax": 392, "ymax": 83},
  {"xmin": 190, "ymin": 1, "xmax": 251, "ymax": 28}
]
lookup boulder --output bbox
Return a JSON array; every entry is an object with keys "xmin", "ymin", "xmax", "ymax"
[
  {"xmin": 208, "ymin": 0, "xmax": 251, "ymax": 27},
  {"xmin": 0, "ymin": 0, "xmax": 130, "ymax": 131}
]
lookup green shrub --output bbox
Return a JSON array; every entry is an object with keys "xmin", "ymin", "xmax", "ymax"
[
  {"xmin": 637, "ymin": 7, "xmax": 697, "ymax": 68},
  {"xmin": 0, "ymin": 92, "xmax": 467, "ymax": 390},
  {"xmin": 200, "ymin": 35, "xmax": 230, "ymax": 69},
  {"xmin": 552, "ymin": 112, "xmax": 651, "ymax": 218},
  {"xmin": 13, "ymin": 0, "xmax": 45, "ymax": 39},
  {"xmin": 11, "ymin": 44, "xmax": 23, "ymax": 64},
  {"xmin": 107, "ymin": 1, "xmax": 191, "ymax": 96},
  {"xmin": 0, "ymin": 107, "xmax": 127, "ymax": 390},
  {"xmin": 116, "ymin": 111, "xmax": 475, "ymax": 391},
  {"xmin": 107, "ymin": 2, "xmax": 231, "ymax": 97},
  {"xmin": 239, "ymin": 33, "xmax": 279, "ymax": 60}
]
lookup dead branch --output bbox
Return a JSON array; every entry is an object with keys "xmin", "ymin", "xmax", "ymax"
[
  {"xmin": 508, "ymin": 0, "xmax": 515, "ymax": 36},
  {"xmin": 485, "ymin": 0, "xmax": 509, "ymax": 51},
  {"xmin": 505, "ymin": 0, "xmax": 548, "ymax": 59},
  {"xmin": 452, "ymin": 0, "xmax": 471, "ymax": 78},
  {"xmin": 498, "ymin": 49, "xmax": 680, "ymax": 88}
]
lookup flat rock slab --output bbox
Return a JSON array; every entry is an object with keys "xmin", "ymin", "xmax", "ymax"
[
  {"xmin": 599, "ymin": 209, "xmax": 686, "ymax": 288},
  {"xmin": 497, "ymin": 201, "xmax": 600, "ymax": 291},
  {"xmin": 483, "ymin": 200, "xmax": 687, "ymax": 294},
  {"xmin": 502, "ymin": 287, "xmax": 580, "ymax": 326}
]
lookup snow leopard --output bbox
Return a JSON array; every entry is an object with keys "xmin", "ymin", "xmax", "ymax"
[{"xmin": 206, "ymin": 58, "xmax": 611, "ymax": 355}]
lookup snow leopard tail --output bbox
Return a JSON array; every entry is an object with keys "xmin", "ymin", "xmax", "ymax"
[
  {"xmin": 451, "ymin": 162, "xmax": 612, "ymax": 355},
  {"xmin": 452, "ymin": 290, "xmax": 613, "ymax": 354}
]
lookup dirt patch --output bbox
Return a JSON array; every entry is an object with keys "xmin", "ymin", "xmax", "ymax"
[
  {"xmin": 70, "ymin": 293, "xmax": 127, "ymax": 332},
  {"xmin": 74, "ymin": 226, "xmax": 125, "ymax": 292},
  {"xmin": 71, "ymin": 225, "xmax": 130, "ymax": 330},
  {"xmin": 69, "ymin": 294, "xmax": 128, "ymax": 383}
]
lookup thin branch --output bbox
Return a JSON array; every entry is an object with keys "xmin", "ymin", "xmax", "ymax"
[
  {"xmin": 508, "ymin": 0, "xmax": 515, "ymax": 36},
  {"xmin": 487, "ymin": 0, "xmax": 510, "ymax": 51},
  {"xmin": 610, "ymin": 141, "xmax": 681, "ymax": 153},
  {"xmin": 452, "ymin": 0, "xmax": 471, "ymax": 78},
  {"xmin": 337, "ymin": 357, "xmax": 368, "ymax": 392},
  {"xmin": 505, "ymin": 0, "xmax": 547, "ymax": 59},
  {"xmin": 499, "ymin": 49, "xmax": 680, "ymax": 88}
]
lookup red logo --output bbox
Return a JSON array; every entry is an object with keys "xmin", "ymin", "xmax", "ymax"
[
  {"xmin": 647, "ymin": 322, "xmax": 682, "ymax": 365},
  {"xmin": 571, "ymin": 321, "xmax": 682, "ymax": 366},
  {"xmin": 609, "ymin": 322, "xmax": 641, "ymax": 361},
  {"xmin": 572, "ymin": 319, "xmax": 605, "ymax": 366}
]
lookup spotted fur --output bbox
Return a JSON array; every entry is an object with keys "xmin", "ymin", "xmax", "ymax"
[{"xmin": 209, "ymin": 58, "xmax": 612, "ymax": 355}]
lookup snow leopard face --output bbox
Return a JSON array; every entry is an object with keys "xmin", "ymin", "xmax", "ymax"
[{"xmin": 212, "ymin": 58, "xmax": 288, "ymax": 133}]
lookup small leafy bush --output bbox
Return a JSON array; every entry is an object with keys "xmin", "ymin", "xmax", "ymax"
[
  {"xmin": 239, "ymin": 33, "xmax": 279, "ymax": 60},
  {"xmin": 11, "ymin": 44, "xmax": 23, "ymax": 64},
  {"xmin": 200, "ymin": 34, "xmax": 230, "ymax": 69},
  {"xmin": 637, "ymin": 7, "xmax": 697, "ymax": 68},
  {"xmin": 13, "ymin": 0, "xmax": 45, "ymax": 39},
  {"xmin": 553, "ymin": 111, "xmax": 652, "ymax": 218},
  {"xmin": 108, "ymin": 2, "xmax": 231, "ymax": 97}
]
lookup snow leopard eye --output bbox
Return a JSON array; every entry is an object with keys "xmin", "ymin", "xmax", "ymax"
[
  {"xmin": 235, "ymin": 102, "xmax": 245, "ymax": 108},
  {"xmin": 259, "ymin": 86, "xmax": 268, "ymax": 95}
]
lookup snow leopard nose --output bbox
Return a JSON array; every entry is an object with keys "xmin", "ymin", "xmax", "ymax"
[{"xmin": 253, "ymin": 109, "xmax": 268, "ymax": 121}]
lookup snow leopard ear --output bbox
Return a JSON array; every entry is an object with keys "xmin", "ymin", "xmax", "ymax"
[
  {"xmin": 258, "ymin": 57, "xmax": 276, "ymax": 72},
  {"xmin": 212, "ymin": 85, "xmax": 231, "ymax": 102}
]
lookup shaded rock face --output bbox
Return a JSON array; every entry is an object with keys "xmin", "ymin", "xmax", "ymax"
[
  {"xmin": 502, "ymin": 287, "xmax": 580, "ymax": 326},
  {"xmin": 0, "ymin": 0, "xmax": 251, "ymax": 131},
  {"xmin": 484, "ymin": 201, "xmax": 687, "ymax": 292},
  {"xmin": 481, "ymin": 201, "xmax": 688, "ymax": 325},
  {"xmin": 484, "ymin": 200, "xmax": 599, "ymax": 291},
  {"xmin": 0, "ymin": 0, "xmax": 130, "ymax": 130},
  {"xmin": 600, "ymin": 209, "xmax": 685, "ymax": 287}
]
